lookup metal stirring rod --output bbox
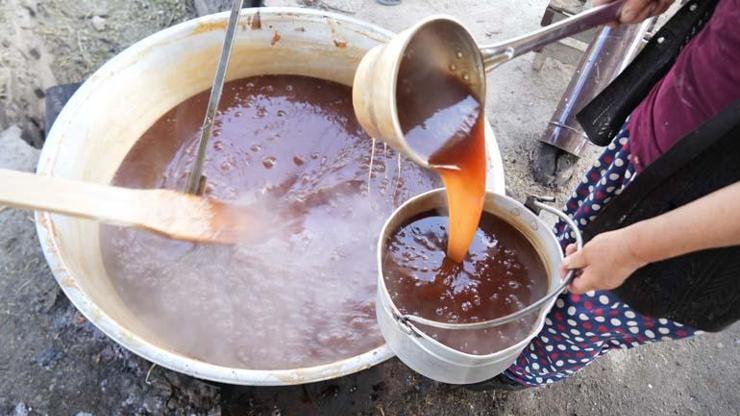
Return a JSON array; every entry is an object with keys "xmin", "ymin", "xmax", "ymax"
[{"xmin": 185, "ymin": 0, "xmax": 245, "ymax": 194}]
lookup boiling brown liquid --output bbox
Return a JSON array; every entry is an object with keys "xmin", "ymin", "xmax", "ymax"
[
  {"xmin": 382, "ymin": 211, "xmax": 548, "ymax": 354},
  {"xmin": 396, "ymin": 45, "xmax": 486, "ymax": 263},
  {"xmin": 101, "ymin": 75, "xmax": 439, "ymax": 369},
  {"xmin": 391, "ymin": 40, "xmax": 548, "ymax": 354}
]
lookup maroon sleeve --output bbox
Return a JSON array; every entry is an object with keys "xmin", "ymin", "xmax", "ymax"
[{"xmin": 628, "ymin": 0, "xmax": 740, "ymax": 171}]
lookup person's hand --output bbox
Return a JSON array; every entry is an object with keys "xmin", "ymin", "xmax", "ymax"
[
  {"xmin": 560, "ymin": 229, "xmax": 648, "ymax": 294},
  {"xmin": 562, "ymin": 182, "xmax": 740, "ymax": 294},
  {"xmin": 594, "ymin": 0, "xmax": 674, "ymax": 25}
]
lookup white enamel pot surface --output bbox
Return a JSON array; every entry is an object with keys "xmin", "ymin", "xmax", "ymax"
[
  {"xmin": 377, "ymin": 190, "xmax": 582, "ymax": 384},
  {"xmin": 35, "ymin": 8, "xmax": 505, "ymax": 385}
]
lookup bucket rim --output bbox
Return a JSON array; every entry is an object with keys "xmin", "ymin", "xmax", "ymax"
[{"xmin": 376, "ymin": 188, "xmax": 576, "ymax": 360}]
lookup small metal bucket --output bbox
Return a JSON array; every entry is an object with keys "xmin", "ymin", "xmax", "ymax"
[{"xmin": 376, "ymin": 189, "xmax": 582, "ymax": 384}]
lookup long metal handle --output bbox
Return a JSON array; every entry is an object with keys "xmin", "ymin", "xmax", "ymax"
[
  {"xmin": 401, "ymin": 198, "xmax": 583, "ymax": 331},
  {"xmin": 185, "ymin": 0, "xmax": 245, "ymax": 194},
  {"xmin": 480, "ymin": 0, "xmax": 625, "ymax": 71}
]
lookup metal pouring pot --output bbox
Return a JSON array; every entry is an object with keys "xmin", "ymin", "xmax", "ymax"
[
  {"xmin": 376, "ymin": 190, "xmax": 582, "ymax": 384},
  {"xmin": 352, "ymin": 0, "xmax": 625, "ymax": 166}
]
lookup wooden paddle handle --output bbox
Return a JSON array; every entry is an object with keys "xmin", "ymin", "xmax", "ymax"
[{"xmin": 0, "ymin": 168, "xmax": 144, "ymax": 226}]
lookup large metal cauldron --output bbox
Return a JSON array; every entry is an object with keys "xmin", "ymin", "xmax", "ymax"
[{"xmin": 35, "ymin": 8, "xmax": 505, "ymax": 385}]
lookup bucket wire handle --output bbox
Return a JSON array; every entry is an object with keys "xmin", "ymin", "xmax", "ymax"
[{"xmin": 399, "ymin": 195, "xmax": 583, "ymax": 332}]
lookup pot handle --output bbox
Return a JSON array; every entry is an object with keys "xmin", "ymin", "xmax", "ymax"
[{"xmin": 400, "ymin": 195, "xmax": 583, "ymax": 331}]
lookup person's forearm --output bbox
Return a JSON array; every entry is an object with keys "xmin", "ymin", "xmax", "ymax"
[{"xmin": 624, "ymin": 181, "xmax": 740, "ymax": 264}]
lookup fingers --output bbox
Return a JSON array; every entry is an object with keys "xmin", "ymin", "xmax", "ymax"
[
  {"xmin": 563, "ymin": 246, "xmax": 588, "ymax": 291},
  {"xmin": 619, "ymin": 0, "xmax": 674, "ymax": 23},
  {"xmin": 655, "ymin": 0, "xmax": 674, "ymax": 15},
  {"xmin": 562, "ymin": 247, "xmax": 587, "ymax": 270},
  {"xmin": 561, "ymin": 244, "xmax": 578, "ymax": 277},
  {"xmin": 593, "ymin": 0, "xmax": 622, "ymax": 27},
  {"xmin": 595, "ymin": 0, "xmax": 670, "ymax": 27},
  {"xmin": 568, "ymin": 269, "xmax": 595, "ymax": 294},
  {"xmin": 621, "ymin": 0, "xmax": 650, "ymax": 23},
  {"xmin": 634, "ymin": 1, "xmax": 658, "ymax": 22}
]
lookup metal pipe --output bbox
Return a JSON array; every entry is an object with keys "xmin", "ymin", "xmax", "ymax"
[
  {"xmin": 185, "ymin": 0, "xmax": 245, "ymax": 194},
  {"xmin": 539, "ymin": 18, "xmax": 653, "ymax": 156}
]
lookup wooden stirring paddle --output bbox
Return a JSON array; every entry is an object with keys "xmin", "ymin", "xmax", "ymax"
[{"xmin": 0, "ymin": 168, "xmax": 255, "ymax": 244}]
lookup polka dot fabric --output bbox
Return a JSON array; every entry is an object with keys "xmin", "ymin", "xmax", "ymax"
[{"xmin": 503, "ymin": 125, "xmax": 697, "ymax": 387}]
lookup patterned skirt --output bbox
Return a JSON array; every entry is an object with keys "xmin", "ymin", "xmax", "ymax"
[{"xmin": 503, "ymin": 124, "xmax": 697, "ymax": 387}]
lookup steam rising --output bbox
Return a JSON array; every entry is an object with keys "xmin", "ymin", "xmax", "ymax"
[{"xmin": 101, "ymin": 75, "xmax": 440, "ymax": 369}]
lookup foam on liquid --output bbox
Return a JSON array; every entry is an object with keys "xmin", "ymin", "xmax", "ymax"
[{"xmin": 101, "ymin": 75, "xmax": 439, "ymax": 369}]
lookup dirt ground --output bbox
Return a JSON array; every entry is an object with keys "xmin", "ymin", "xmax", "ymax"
[{"xmin": 0, "ymin": 0, "xmax": 738, "ymax": 415}]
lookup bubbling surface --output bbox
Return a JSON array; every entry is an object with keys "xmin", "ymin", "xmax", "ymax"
[
  {"xmin": 382, "ymin": 211, "xmax": 549, "ymax": 354},
  {"xmin": 101, "ymin": 75, "xmax": 439, "ymax": 369}
]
